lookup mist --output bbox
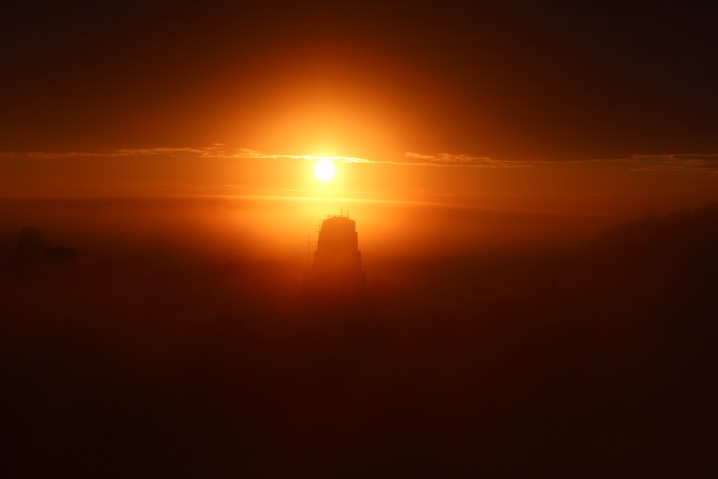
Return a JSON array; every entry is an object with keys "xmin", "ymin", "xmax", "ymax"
[{"xmin": 2, "ymin": 196, "xmax": 715, "ymax": 477}]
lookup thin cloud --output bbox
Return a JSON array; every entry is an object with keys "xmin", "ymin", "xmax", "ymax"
[
  {"xmin": 2, "ymin": 147, "xmax": 718, "ymax": 174},
  {"xmin": 0, "ymin": 147, "xmax": 206, "ymax": 160},
  {"xmin": 0, "ymin": 145, "xmax": 369, "ymax": 164},
  {"xmin": 402, "ymin": 152, "xmax": 534, "ymax": 168},
  {"xmin": 0, "ymin": 146, "xmax": 521, "ymax": 168},
  {"xmin": 625, "ymin": 154, "xmax": 718, "ymax": 173},
  {"xmin": 327, "ymin": 152, "xmax": 533, "ymax": 168},
  {"xmin": 404, "ymin": 152, "xmax": 718, "ymax": 173}
]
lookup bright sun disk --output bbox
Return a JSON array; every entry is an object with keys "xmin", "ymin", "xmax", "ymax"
[{"xmin": 314, "ymin": 159, "xmax": 336, "ymax": 182}]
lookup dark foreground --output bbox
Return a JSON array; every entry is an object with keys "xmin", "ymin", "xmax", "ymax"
[{"xmin": 2, "ymin": 205, "xmax": 717, "ymax": 478}]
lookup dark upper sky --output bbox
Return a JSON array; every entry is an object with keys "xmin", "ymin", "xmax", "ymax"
[{"xmin": 2, "ymin": 1, "xmax": 717, "ymax": 160}]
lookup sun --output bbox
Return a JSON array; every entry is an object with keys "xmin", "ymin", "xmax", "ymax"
[{"xmin": 314, "ymin": 159, "xmax": 336, "ymax": 182}]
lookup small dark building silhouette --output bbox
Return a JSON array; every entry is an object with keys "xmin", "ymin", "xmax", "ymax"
[
  {"xmin": 13, "ymin": 227, "xmax": 78, "ymax": 277},
  {"xmin": 304, "ymin": 215, "xmax": 366, "ymax": 301},
  {"xmin": 17, "ymin": 226, "xmax": 45, "ymax": 267},
  {"xmin": 15, "ymin": 226, "xmax": 46, "ymax": 278},
  {"xmin": 45, "ymin": 245, "xmax": 77, "ymax": 269}
]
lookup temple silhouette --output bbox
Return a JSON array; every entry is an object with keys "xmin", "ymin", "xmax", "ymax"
[{"xmin": 304, "ymin": 214, "xmax": 366, "ymax": 301}]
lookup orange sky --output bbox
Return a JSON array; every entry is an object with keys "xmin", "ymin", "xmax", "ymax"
[
  {"xmin": 1, "ymin": 1, "xmax": 717, "ymax": 245},
  {"xmin": 2, "ymin": 146, "xmax": 717, "ymax": 223}
]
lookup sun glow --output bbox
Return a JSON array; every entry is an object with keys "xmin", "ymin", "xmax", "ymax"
[{"xmin": 314, "ymin": 159, "xmax": 336, "ymax": 182}]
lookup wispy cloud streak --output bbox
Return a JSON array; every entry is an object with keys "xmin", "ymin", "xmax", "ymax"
[
  {"xmin": 623, "ymin": 154, "xmax": 718, "ymax": 173},
  {"xmin": 0, "ymin": 145, "xmax": 369, "ymax": 164},
  {"xmin": 2, "ymin": 147, "xmax": 718, "ymax": 174},
  {"xmin": 401, "ymin": 152, "xmax": 534, "ymax": 168}
]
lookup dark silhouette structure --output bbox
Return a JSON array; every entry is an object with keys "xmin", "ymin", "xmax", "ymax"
[
  {"xmin": 17, "ymin": 226, "xmax": 45, "ymax": 267},
  {"xmin": 45, "ymin": 245, "xmax": 77, "ymax": 269},
  {"xmin": 11, "ymin": 227, "xmax": 78, "ymax": 278},
  {"xmin": 304, "ymin": 215, "xmax": 366, "ymax": 301},
  {"xmin": 13, "ymin": 226, "xmax": 45, "ymax": 278}
]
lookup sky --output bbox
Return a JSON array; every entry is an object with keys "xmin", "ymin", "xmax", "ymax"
[{"xmin": 1, "ymin": 1, "xmax": 717, "ymax": 223}]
